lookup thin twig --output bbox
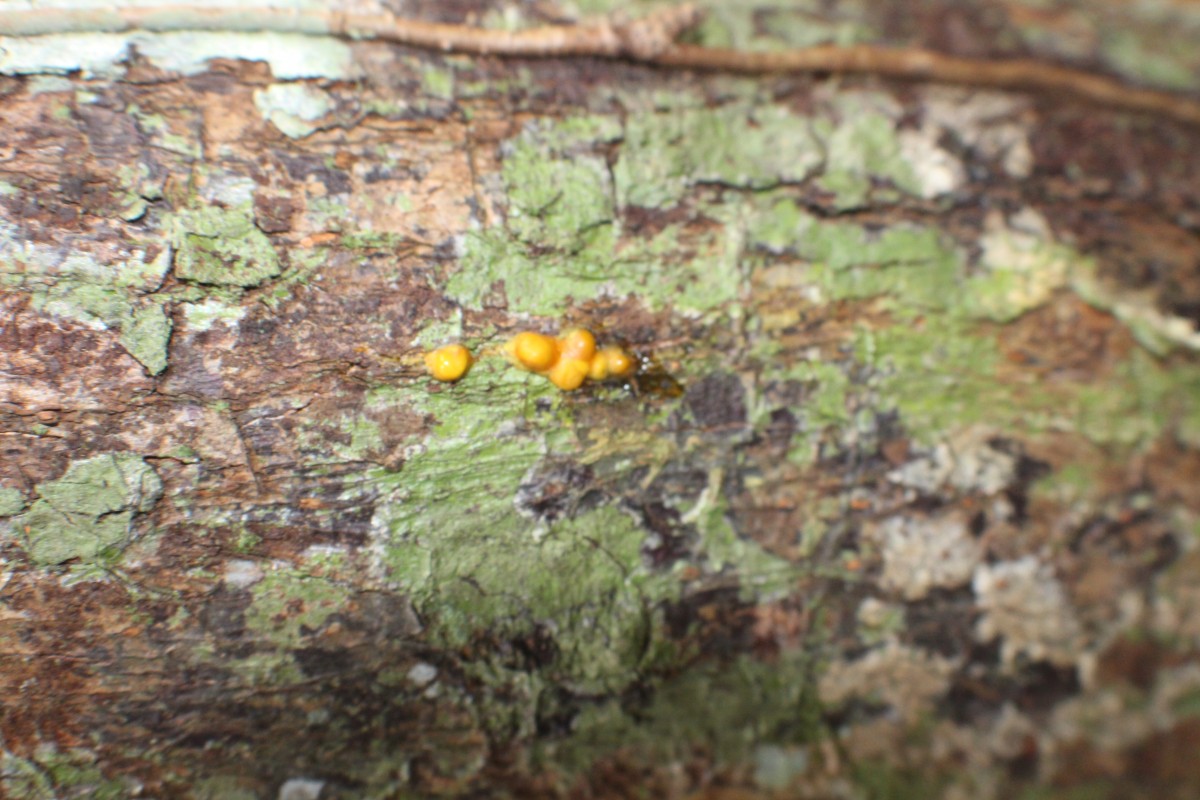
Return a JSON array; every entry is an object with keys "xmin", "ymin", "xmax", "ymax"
[
  {"xmin": 656, "ymin": 44, "xmax": 1200, "ymax": 127},
  {"xmin": 0, "ymin": 4, "xmax": 1197, "ymax": 127}
]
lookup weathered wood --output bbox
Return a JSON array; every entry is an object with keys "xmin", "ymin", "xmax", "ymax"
[{"xmin": 2, "ymin": 2, "xmax": 1200, "ymax": 798}]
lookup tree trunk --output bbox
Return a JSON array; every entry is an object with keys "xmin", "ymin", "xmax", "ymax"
[{"xmin": 2, "ymin": 1, "xmax": 1200, "ymax": 798}]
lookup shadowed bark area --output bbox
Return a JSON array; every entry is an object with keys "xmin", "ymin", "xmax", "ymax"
[{"xmin": 2, "ymin": 1, "xmax": 1200, "ymax": 798}]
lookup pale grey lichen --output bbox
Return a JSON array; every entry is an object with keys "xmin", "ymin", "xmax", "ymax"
[
  {"xmin": 973, "ymin": 556, "xmax": 1083, "ymax": 668},
  {"xmin": 867, "ymin": 513, "xmax": 982, "ymax": 600},
  {"xmin": 254, "ymin": 83, "xmax": 334, "ymax": 139},
  {"xmin": 818, "ymin": 641, "xmax": 958, "ymax": 722},
  {"xmin": 888, "ymin": 428, "xmax": 1018, "ymax": 495}
]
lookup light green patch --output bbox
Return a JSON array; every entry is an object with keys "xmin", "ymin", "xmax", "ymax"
[
  {"xmin": 23, "ymin": 749, "xmax": 129, "ymax": 800},
  {"xmin": 682, "ymin": 475, "xmax": 796, "ymax": 596},
  {"xmin": 167, "ymin": 203, "xmax": 281, "ymax": 287},
  {"xmin": 1031, "ymin": 462, "xmax": 1102, "ymax": 506},
  {"xmin": 244, "ymin": 564, "xmax": 354, "ymax": 650},
  {"xmin": 451, "ymin": 220, "xmax": 742, "ymax": 316},
  {"xmin": 967, "ymin": 212, "xmax": 1076, "ymax": 322},
  {"xmin": 127, "ymin": 105, "xmax": 201, "ymax": 160},
  {"xmin": 0, "ymin": 753, "xmax": 131, "ymax": 800},
  {"xmin": 855, "ymin": 318, "xmax": 1010, "ymax": 443},
  {"xmin": 1101, "ymin": 28, "xmax": 1198, "ymax": 91},
  {"xmin": 852, "ymin": 758, "xmax": 948, "ymax": 800},
  {"xmin": 193, "ymin": 775, "xmax": 260, "ymax": 800},
  {"xmin": 11, "ymin": 453, "xmax": 162, "ymax": 567},
  {"xmin": 113, "ymin": 160, "xmax": 165, "ymax": 222},
  {"xmin": 615, "ymin": 104, "xmax": 822, "ymax": 209},
  {"xmin": 448, "ymin": 114, "xmax": 752, "ymax": 315},
  {"xmin": 412, "ymin": 312, "xmax": 465, "ymax": 349},
  {"xmin": 366, "ymin": 366, "xmax": 678, "ymax": 693},
  {"xmin": 0, "ymin": 752, "xmax": 54, "ymax": 800},
  {"xmin": 502, "ymin": 130, "xmax": 614, "ymax": 252},
  {"xmin": 752, "ymin": 204, "xmax": 961, "ymax": 314},
  {"xmin": 815, "ymin": 108, "xmax": 920, "ymax": 210},
  {"xmin": 0, "ymin": 487, "xmax": 25, "ymax": 517},
  {"xmin": 421, "ymin": 64, "xmax": 455, "ymax": 100},
  {"xmin": 253, "ymin": 82, "xmax": 334, "ymax": 139},
  {"xmin": 297, "ymin": 410, "xmax": 384, "ymax": 463},
  {"xmin": 14, "ymin": 243, "xmax": 174, "ymax": 374},
  {"xmin": 182, "ymin": 298, "xmax": 247, "ymax": 331},
  {"xmin": 303, "ymin": 195, "xmax": 352, "ymax": 232},
  {"xmin": 25, "ymin": 74, "xmax": 74, "ymax": 95},
  {"xmin": 775, "ymin": 360, "xmax": 853, "ymax": 466},
  {"xmin": 754, "ymin": 744, "xmax": 811, "ymax": 790},
  {"xmin": 120, "ymin": 302, "xmax": 172, "ymax": 375},
  {"xmin": 542, "ymin": 653, "xmax": 821, "ymax": 773}
]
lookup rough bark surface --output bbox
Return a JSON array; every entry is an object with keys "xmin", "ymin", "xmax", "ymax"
[{"xmin": 2, "ymin": 1, "xmax": 1200, "ymax": 798}]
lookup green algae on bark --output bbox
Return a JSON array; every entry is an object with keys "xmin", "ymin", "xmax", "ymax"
[{"xmin": 9, "ymin": 453, "xmax": 162, "ymax": 567}]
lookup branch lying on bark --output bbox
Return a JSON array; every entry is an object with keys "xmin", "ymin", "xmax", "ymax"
[{"xmin": 1, "ymin": 3, "xmax": 1198, "ymax": 127}]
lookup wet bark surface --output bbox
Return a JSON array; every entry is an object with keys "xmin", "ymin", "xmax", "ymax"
[{"xmin": 2, "ymin": 1, "xmax": 1200, "ymax": 798}]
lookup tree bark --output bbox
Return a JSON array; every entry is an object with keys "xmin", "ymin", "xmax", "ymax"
[{"xmin": 2, "ymin": 1, "xmax": 1200, "ymax": 798}]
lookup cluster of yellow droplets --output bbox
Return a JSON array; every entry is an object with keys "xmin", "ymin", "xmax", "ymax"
[
  {"xmin": 424, "ymin": 328, "xmax": 634, "ymax": 390},
  {"xmin": 505, "ymin": 329, "xmax": 635, "ymax": 390}
]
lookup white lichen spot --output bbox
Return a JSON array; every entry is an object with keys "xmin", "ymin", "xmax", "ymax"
[
  {"xmin": 753, "ymin": 744, "xmax": 810, "ymax": 790},
  {"xmin": 856, "ymin": 597, "xmax": 905, "ymax": 645},
  {"xmin": 254, "ymin": 83, "xmax": 335, "ymax": 139},
  {"xmin": 976, "ymin": 208, "xmax": 1076, "ymax": 321},
  {"xmin": 898, "ymin": 126, "xmax": 967, "ymax": 198},
  {"xmin": 223, "ymin": 559, "xmax": 263, "ymax": 590},
  {"xmin": 0, "ymin": 31, "xmax": 358, "ymax": 81},
  {"xmin": 888, "ymin": 427, "xmax": 1017, "ymax": 495},
  {"xmin": 867, "ymin": 513, "xmax": 982, "ymax": 600},
  {"xmin": 987, "ymin": 704, "xmax": 1037, "ymax": 761},
  {"xmin": 278, "ymin": 777, "xmax": 324, "ymax": 800},
  {"xmin": 182, "ymin": 299, "xmax": 247, "ymax": 332},
  {"xmin": 920, "ymin": 88, "xmax": 1034, "ymax": 178},
  {"xmin": 973, "ymin": 557, "xmax": 1083, "ymax": 668},
  {"xmin": 819, "ymin": 641, "xmax": 958, "ymax": 722},
  {"xmin": 406, "ymin": 661, "xmax": 438, "ymax": 687}
]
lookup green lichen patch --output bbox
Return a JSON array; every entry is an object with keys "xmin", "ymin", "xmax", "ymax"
[
  {"xmin": 966, "ymin": 209, "xmax": 1077, "ymax": 323},
  {"xmin": 544, "ymin": 652, "xmax": 821, "ymax": 774},
  {"xmin": 11, "ymin": 453, "xmax": 162, "ymax": 567},
  {"xmin": 180, "ymin": 297, "xmax": 247, "ymax": 332},
  {"xmin": 0, "ymin": 487, "xmax": 27, "ymax": 517},
  {"xmin": 0, "ymin": 228, "xmax": 175, "ymax": 374},
  {"xmin": 243, "ymin": 563, "xmax": 354, "ymax": 651},
  {"xmin": 814, "ymin": 104, "xmax": 920, "ymax": 210},
  {"xmin": 450, "ymin": 113, "xmax": 751, "ymax": 315},
  {"xmin": 6, "ymin": 749, "xmax": 131, "ymax": 800},
  {"xmin": 749, "ymin": 200, "xmax": 962, "ymax": 314},
  {"xmin": 364, "ymin": 368, "xmax": 685, "ymax": 693},
  {"xmin": 167, "ymin": 203, "xmax": 281, "ymax": 287},
  {"xmin": 502, "ymin": 127, "xmax": 614, "ymax": 253},
  {"xmin": 615, "ymin": 104, "xmax": 823, "ymax": 210},
  {"xmin": 452, "ymin": 217, "xmax": 745, "ymax": 316},
  {"xmin": 120, "ymin": 302, "xmax": 172, "ymax": 375}
]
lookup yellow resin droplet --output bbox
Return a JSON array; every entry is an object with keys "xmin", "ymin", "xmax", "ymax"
[
  {"xmin": 425, "ymin": 344, "xmax": 472, "ymax": 382},
  {"xmin": 559, "ymin": 329, "xmax": 596, "ymax": 363},
  {"xmin": 587, "ymin": 354, "xmax": 609, "ymax": 381},
  {"xmin": 508, "ymin": 331, "xmax": 558, "ymax": 372},
  {"xmin": 547, "ymin": 357, "xmax": 590, "ymax": 391},
  {"xmin": 601, "ymin": 346, "xmax": 635, "ymax": 378}
]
